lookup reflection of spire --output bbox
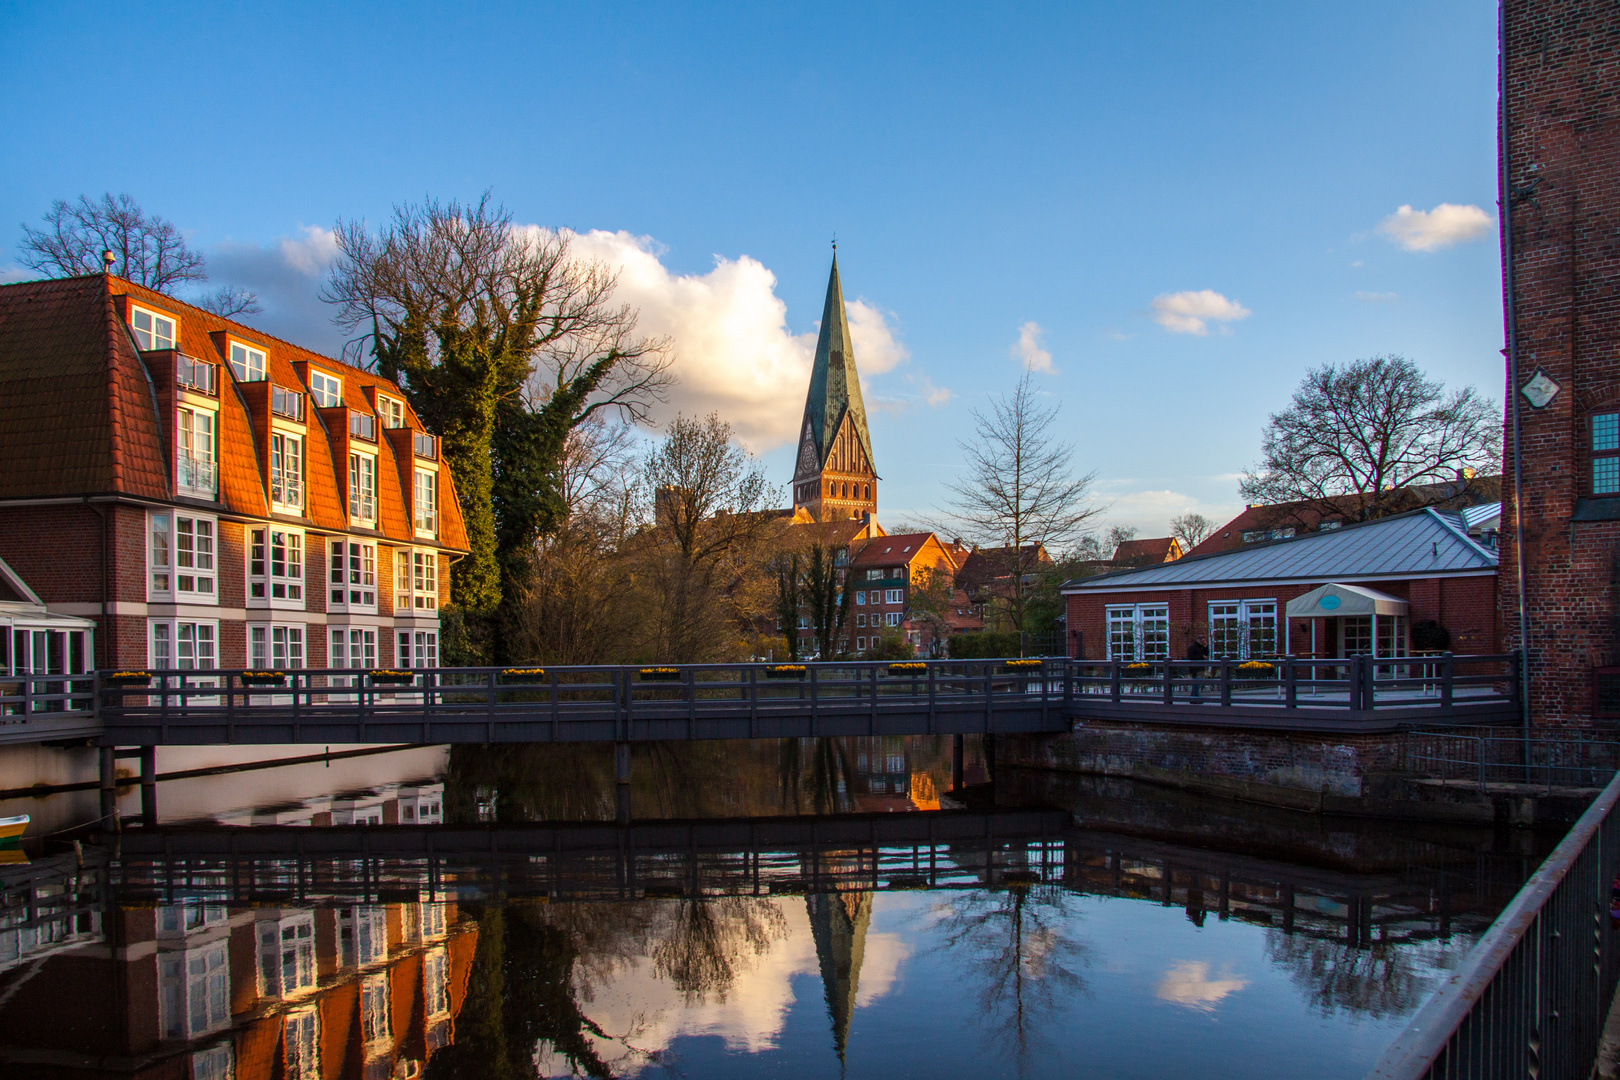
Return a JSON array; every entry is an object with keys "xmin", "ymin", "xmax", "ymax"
[{"xmin": 807, "ymin": 891, "xmax": 872, "ymax": 1065}]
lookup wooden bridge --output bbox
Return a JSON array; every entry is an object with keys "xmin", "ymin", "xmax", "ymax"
[{"xmin": 0, "ymin": 654, "xmax": 1522, "ymax": 750}]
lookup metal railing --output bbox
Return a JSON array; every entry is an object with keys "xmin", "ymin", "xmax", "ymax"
[
  {"xmin": 1, "ymin": 672, "xmax": 96, "ymax": 717},
  {"xmin": 1406, "ymin": 729, "xmax": 1620, "ymax": 791},
  {"xmin": 176, "ymin": 453, "xmax": 216, "ymax": 494},
  {"xmin": 1069, "ymin": 653, "xmax": 1520, "ymax": 714},
  {"xmin": 1368, "ymin": 766, "xmax": 1620, "ymax": 1079}
]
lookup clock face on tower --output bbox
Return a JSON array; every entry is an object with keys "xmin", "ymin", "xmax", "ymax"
[{"xmin": 796, "ymin": 423, "xmax": 820, "ymax": 478}]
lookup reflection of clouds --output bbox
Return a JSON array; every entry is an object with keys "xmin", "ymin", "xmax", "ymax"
[
  {"xmin": 1155, "ymin": 961, "xmax": 1251, "ymax": 1012},
  {"xmin": 854, "ymin": 932, "xmax": 912, "ymax": 1007},
  {"xmin": 537, "ymin": 898, "xmax": 908, "ymax": 1076}
]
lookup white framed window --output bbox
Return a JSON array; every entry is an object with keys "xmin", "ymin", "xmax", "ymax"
[
  {"xmin": 270, "ymin": 432, "xmax": 302, "ymax": 510},
  {"xmin": 150, "ymin": 620, "xmax": 218, "ymax": 670},
  {"xmin": 340, "ymin": 905, "xmax": 388, "ymax": 968},
  {"xmin": 885, "ymin": 611, "xmax": 902, "ymax": 627},
  {"xmin": 1208, "ymin": 600, "xmax": 1277, "ymax": 660},
  {"xmin": 330, "ymin": 540, "xmax": 377, "ymax": 609},
  {"xmin": 350, "ymin": 409, "xmax": 376, "ymax": 441},
  {"xmin": 158, "ymin": 942, "xmax": 230, "ymax": 1040},
  {"xmin": 149, "ymin": 512, "xmax": 217, "ymax": 600},
  {"xmin": 249, "ymin": 625, "xmax": 304, "ymax": 670},
  {"xmin": 270, "ymin": 384, "xmax": 305, "ymax": 421},
  {"xmin": 283, "ymin": 1008, "xmax": 320, "ymax": 1080},
  {"xmin": 176, "ymin": 407, "xmax": 216, "ymax": 495},
  {"xmin": 377, "ymin": 394, "xmax": 405, "ymax": 429},
  {"xmin": 129, "ymin": 305, "xmax": 176, "ymax": 350},
  {"xmin": 856, "ymin": 636, "xmax": 867, "ymax": 651},
  {"xmin": 884, "ymin": 588, "xmax": 903, "ymax": 604},
  {"xmin": 1105, "ymin": 604, "xmax": 1170, "ymax": 662},
  {"xmin": 190, "ymin": 1043, "xmax": 234, "ymax": 1080},
  {"xmin": 249, "ymin": 528, "xmax": 304, "ymax": 603},
  {"xmin": 865, "ymin": 569, "xmax": 884, "ymax": 581},
  {"xmin": 395, "ymin": 550, "xmax": 439, "ymax": 612},
  {"xmin": 308, "ymin": 369, "xmax": 342, "ymax": 408},
  {"xmin": 228, "ymin": 341, "xmax": 265, "ymax": 382},
  {"xmin": 349, "ymin": 451, "xmax": 377, "ymax": 523},
  {"xmin": 423, "ymin": 946, "xmax": 451, "ymax": 1018},
  {"xmin": 397, "ymin": 630, "xmax": 439, "ymax": 669},
  {"xmin": 156, "ymin": 902, "xmax": 227, "ymax": 937},
  {"xmin": 361, "ymin": 972, "xmax": 392, "ymax": 1045},
  {"xmin": 855, "ymin": 590, "xmax": 866, "ymax": 605},
  {"xmin": 414, "ymin": 469, "xmax": 438, "ymax": 534},
  {"xmin": 330, "ymin": 626, "xmax": 377, "ymax": 674},
  {"xmin": 856, "ymin": 613, "xmax": 866, "ymax": 627},
  {"xmin": 257, "ymin": 913, "xmax": 316, "ymax": 998}
]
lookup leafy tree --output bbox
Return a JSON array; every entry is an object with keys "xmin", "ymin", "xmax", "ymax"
[
  {"xmin": 939, "ymin": 373, "xmax": 1100, "ymax": 639},
  {"xmin": 905, "ymin": 564, "xmax": 960, "ymax": 656},
  {"xmin": 323, "ymin": 195, "xmax": 669, "ymax": 661},
  {"xmin": 1240, "ymin": 355, "xmax": 1500, "ymax": 522},
  {"xmin": 864, "ymin": 626, "xmax": 916, "ymax": 660},
  {"xmin": 1170, "ymin": 512, "xmax": 1213, "ymax": 550},
  {"xmin": 19, "ymin": 192, "xmax": 261, "ymax": 315},
  {"xmin": 772, "ymin": 552, "xmax": 803, "ymax": 660},
  {"xmin": 804, "ymin": 542, "xmax": 852, "ymax": 659}
]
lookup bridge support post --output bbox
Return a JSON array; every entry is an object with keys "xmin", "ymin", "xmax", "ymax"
[
  {"xmin": 615, "ymin": 741, "xmax": 632, "ymax": 824},
  {"xmin": 98, "ymin": 746, "xmax": 116, "ymax": 823},
  {"xmin": 140, "ymin": 746, "xmax": 157, "ymax": 827},
  {"xmin": 952, "ymin": 734, "xmax": 964, "ymax": 792}
]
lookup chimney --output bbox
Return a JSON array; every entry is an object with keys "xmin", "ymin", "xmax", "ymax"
[{"xmin": 102, "ymin": 250, "xmax": 115, "ymax": 273}]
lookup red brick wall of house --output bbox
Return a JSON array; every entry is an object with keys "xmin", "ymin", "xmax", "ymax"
[
  {"xmin": 1066, "ymin": 575, "xmax": 1499, "ymax": 660},
  {"xmin": 1498, "ymin": 0, "xmax": 1620, "ymax": 725}
]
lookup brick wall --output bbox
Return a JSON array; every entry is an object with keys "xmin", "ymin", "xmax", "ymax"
[{"xmin": 1499, "ymin": 0, "xmax": 1620, "ymax": 724}]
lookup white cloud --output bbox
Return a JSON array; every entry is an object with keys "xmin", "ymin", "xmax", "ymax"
[
  {"xmin": 208, "ymin": 226, "xmax": 344, "ymax": 355},
  {"xmin": 1095, "ymin": 486, "xmax": 1243, "ymax": 538},
  {"xmin": 558, "ymin": 228, "xmax": 929, "ymax": 452},
  {"xmin": 1010, "ymin": 320, "xmax": 1054, "ymax": 372},
  {"xmin": 1156, "ymin": 961, "xmax": 1251, "ymax": 1012},
  {"xmin": 1376, "ymin": 203, "xmax": 1493, "ymax": 252},
  {"xmin": 1150, "ymin": 290, "xmax": 1251, "ymax": 336},
  {"xmin": 1355, "ymin": 291, "xmax": 1400, "ymax": 304}
]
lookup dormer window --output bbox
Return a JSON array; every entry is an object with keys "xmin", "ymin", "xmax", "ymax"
[
  {"xmin": 349, "ymin": 410, "xmax": 376, "ymax": 441},
  {"xmin": 413, "ymin": 432, "xmax": 437, "ymax": 459},
  {"xmin": 130, "ymin": 305, "xmax": 176, "ymax": 350},
  {"xmin": 308, "ymin": 370, "xmax": 342, "ymax": 408},
  {"xmin": 271, "ymin": 385, "xmax": 305, "ymax": 421},
  {"xmin": 228, "ymin": 342, "xmax": 266, "ymax": 382},
  {"xmin": 176, "ymin": 355, "xmax": 216, "ymax": 394},
  {"xmin": 378, "ymin": 395, "xmax": 405, "ymax": 429},
  {"xmin": 1594, "ymin": 412, "xmax": 1620, "ymax": 495}
]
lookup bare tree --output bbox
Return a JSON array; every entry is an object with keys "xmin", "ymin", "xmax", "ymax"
[
  {"xmin": 1104, "ymin": 524, "xmax": 1137, "ymax": 556},
  {"xmin": 1240, "ymin": 355, "xmax": 1501, "ymax": 522},
  {"xmin": 1169, "ymin": 512, "xmax": 1213, "ymax": 551},
  {"xmin": 633, "ymin": 414, "xmax": 779, "ymax": 663},
  {"xmin": 19, "ymin": 193, "xmax": 261, "ymax": 314},
  {"xmin": 322, "ymin": 194, "xmax": 671, "ymax": 659}
]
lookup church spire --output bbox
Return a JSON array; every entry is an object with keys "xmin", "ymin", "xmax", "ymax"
[{"xmin": 793, "ymin": 254, "xmax": 879, "ymax": 522}]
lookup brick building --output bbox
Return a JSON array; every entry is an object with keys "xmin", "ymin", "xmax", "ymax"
[
  {"xmin": 0, "ymin": 273, "xmax": 469, "ymax": 676},
  {"xmin": 1062, "ymin": 508, "xmax": 1498, "ymax": 663},
  {"xmin": 847, "ymin": 532, "xmax": 961, "ymax": 654},
  {"xmin": 1498, "ymin": 0, "xmax": 1620, "ymax": 723},
  {"xmin": 791, "ymin": 254, "xmax": 879, "ymax": 523}
]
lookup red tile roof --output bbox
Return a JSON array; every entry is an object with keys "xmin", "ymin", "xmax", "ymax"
[
  {"xmin": 1111, "ymin": 536, "xmax": 1182, "ymax": 565},
  {"xmin": 0, "ymin": 273, "xmax": 469, "ymax": 553}
]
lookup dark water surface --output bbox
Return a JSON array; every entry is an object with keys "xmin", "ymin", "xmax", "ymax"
[{"xmin": 0, "ymin": 738, "xmax": 1562, "ymax": 1079}]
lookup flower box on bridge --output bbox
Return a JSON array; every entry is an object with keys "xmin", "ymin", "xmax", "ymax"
[
  {"xmin": 239, "ymin": 671, "xmax": 287, "ymax": 688},
  {"xmin": 366, "ymin": 670, "xmax": 416, "ymax": 686},
  {"xmin": 638, "ymin": 667, "xmax": 683, "ymax": 682},
  {"xmin": 766, "ymin": 665, "xmax": 806, "ymax": 680},
  {"xmin": 499, "ymin": 668, "xmax": 547, "ymax": 684},
  {"xmin": 102, "ymin": 671, "xmax": 151, "ymax": 688}
]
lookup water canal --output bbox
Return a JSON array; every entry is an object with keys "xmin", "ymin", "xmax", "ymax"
[{"xmin": 0, "ymin": 736, "xmax": 1562, "ymax": 1079}]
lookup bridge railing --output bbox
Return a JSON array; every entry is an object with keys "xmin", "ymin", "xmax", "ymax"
[
  {"xmin": 1, "ymin": 671, "xmax": 96, "ymax": 718},
  {"xmin": 1367, "ymin": 764, "xmax": 1620, "ymax": 1080},
  {"xmin": 1067, "ymin": 653, "xmax": 1520, "ymax": 714}
]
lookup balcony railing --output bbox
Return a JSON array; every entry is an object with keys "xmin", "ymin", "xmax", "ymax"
[
  {"xmin": 175, "ymin": 355, "xmax": 217, "ymax": 395},
  {"xmin": 270, "ymin": 385, "xmax": 305, "ymax": 421},
  {"xmin": 271, "ymin": 474, "xmax": 302, "ymax": 507},
  {"xmin": 413, "ymin": 432, "xmax": 437, "ymax": 459},
  {"xmin": 176, "ymin": 454, "xmax": 217, "ymax": 494},
  {"xmin": 350, "ymin": 410, "xmax": 376, "ymax": 441},
  {"xmin": 351, "ymin": 493, "xmax": 377, "ymax": 521}
]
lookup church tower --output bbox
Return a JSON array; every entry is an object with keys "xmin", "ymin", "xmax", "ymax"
[{"xmin": 793, "ymin": 254, "xmax": 879, "ymax": 522}]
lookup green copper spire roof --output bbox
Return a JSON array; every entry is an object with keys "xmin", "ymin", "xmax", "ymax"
[{"xmin": 801, "ymin": 255, "xmax": 876, "ymax": 471}]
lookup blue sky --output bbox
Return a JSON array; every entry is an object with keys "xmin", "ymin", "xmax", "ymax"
[{"xmin": 0, "ymin": 1, "xmax": 1505, "ymax": 537}]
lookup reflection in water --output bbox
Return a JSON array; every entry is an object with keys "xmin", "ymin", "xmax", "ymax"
[{"xmin": 0, "ymin": 737, "xmax": 1565, "ymax": 1079}]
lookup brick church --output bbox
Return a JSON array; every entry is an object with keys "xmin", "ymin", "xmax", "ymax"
[
  {"xmin": 791, "ymin": 254, "xmax": 880, "ymax": 523},
  {"xmin": 1499, "ymin": 0, "xmax": 1620, "ymax": 724}
]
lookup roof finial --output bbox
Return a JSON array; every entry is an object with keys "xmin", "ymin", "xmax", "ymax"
[{"xmin": 831, "ymin": 232, "xmax": 837, "ymax": 253}]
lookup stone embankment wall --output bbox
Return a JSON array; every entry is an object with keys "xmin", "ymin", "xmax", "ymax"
[{"xmin": 1001, "ymin": 724, "xmax": 1596, "ymax": 825}]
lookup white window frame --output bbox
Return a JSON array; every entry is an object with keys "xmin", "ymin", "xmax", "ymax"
[
  {"xmin": 283, "ymin": 1007, "xmax": 321, "ymax": 1080},
  {"xmin": 414, "ymin": 468, "xmax": 438, "ymax": 535},
  {"xmin": 228, "ymin": 341, "xmax": 266, "ymax": 382},
  {"xmin": 249, "ymin": 624, "xmax": 305, "ymax": 670},
  {"xmin": 884, "ymin": 588, "xmax": 903, "ymax": 604},
  {"xmin": 270, "ymin": 432, "xmax": 303, "ymax": 511},
  {"xmin": 158, "ymin": 941, "xmax": 230, "ymax": 1041},
  {"xmin": 330, "ymin": 539, "xmax": 377, "ymax": 610},
  {"xmin": 855, "ymin": 613, "xmax": 866, "ymax": 627},
  {"xmin": 397, "ymin": 629, "xmax": 439, "ymax": 669},
  {"xmin": 856, "ymin": 636, "xmax": 867, "ymax": 651},
  {"xmin": 349, "ymin": 450, "xmax": 377, "ymax": 524},
  {"xmin": 257, "ymin": 912, "xmax": 316, "ymax": 999},
  {"xmin": 377, "ymin": 394, "xmax": 405, "ymax": 429},
  {"xmin": 361, "ymin": 972, "xmax": 393, "ymax": 1046},
  {"xmin": 308, "ymin": 369, "xmax": 342, "ymax": 409},
  {"xmin": 423, "ymin": 945, "xmax": 451, "ymax": 1018},
  {"xmin": 176, "ymin": 406, "xmax": 217, "ymax": 495},
  {"xmin": 1208, "ymin": 599, "xmax": 1278, "ymax": 661},
  {"xmin": 129, "ymin": 304, "xmax": 177, "ymax": 351},
  {"xmin": 248, "ymin": 528, "xmax": 305, "ymax": 605},
  {"xmin": 885, "ymin": 611, "xmax": 902, "ymax": 627},
  {"xmin": 395, "ymin": 550, "xmax": 439, "ymax": 612},
  {"xmin": 340, "ymin": 905, "xmax": 389, "ymax": 968},
  {"xmin": 1105, "ymin": 603, "xmax": 1170, "ymax": 662},
  {"xmin": 330, "ymin": 626, "xmax": 378, "ymax": 689},
  {"xmin": 149, "ymin": 512, "xmax": 217, "ymax": 602},
  {"xmin": 149, "ymin": 619, "xmax": 218, "ymax": 672}
]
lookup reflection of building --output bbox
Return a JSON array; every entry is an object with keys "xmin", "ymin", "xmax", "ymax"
[
  {"xmin": 806, "ymin": 891, "xmax": 872, "ymax": 1063},
  {"xmin": 0, "ymin": 894, "xmax": 475, "ymax": 1078},
  {"xmin": 210, "ymin": 779, "xmax": 445, "ymax": 827},
  {"xmin": 850, "ymin": 736, "xmax": 914, "ymax": 811}
]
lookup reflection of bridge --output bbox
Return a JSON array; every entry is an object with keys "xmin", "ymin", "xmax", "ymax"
[
  {"xmin": 58, "ymin": 806, "xmax": 1523, "ymax": 949},
  {"xmin": 54, "ymin": 654, "xmax": 1522, "ymax": 751}
]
